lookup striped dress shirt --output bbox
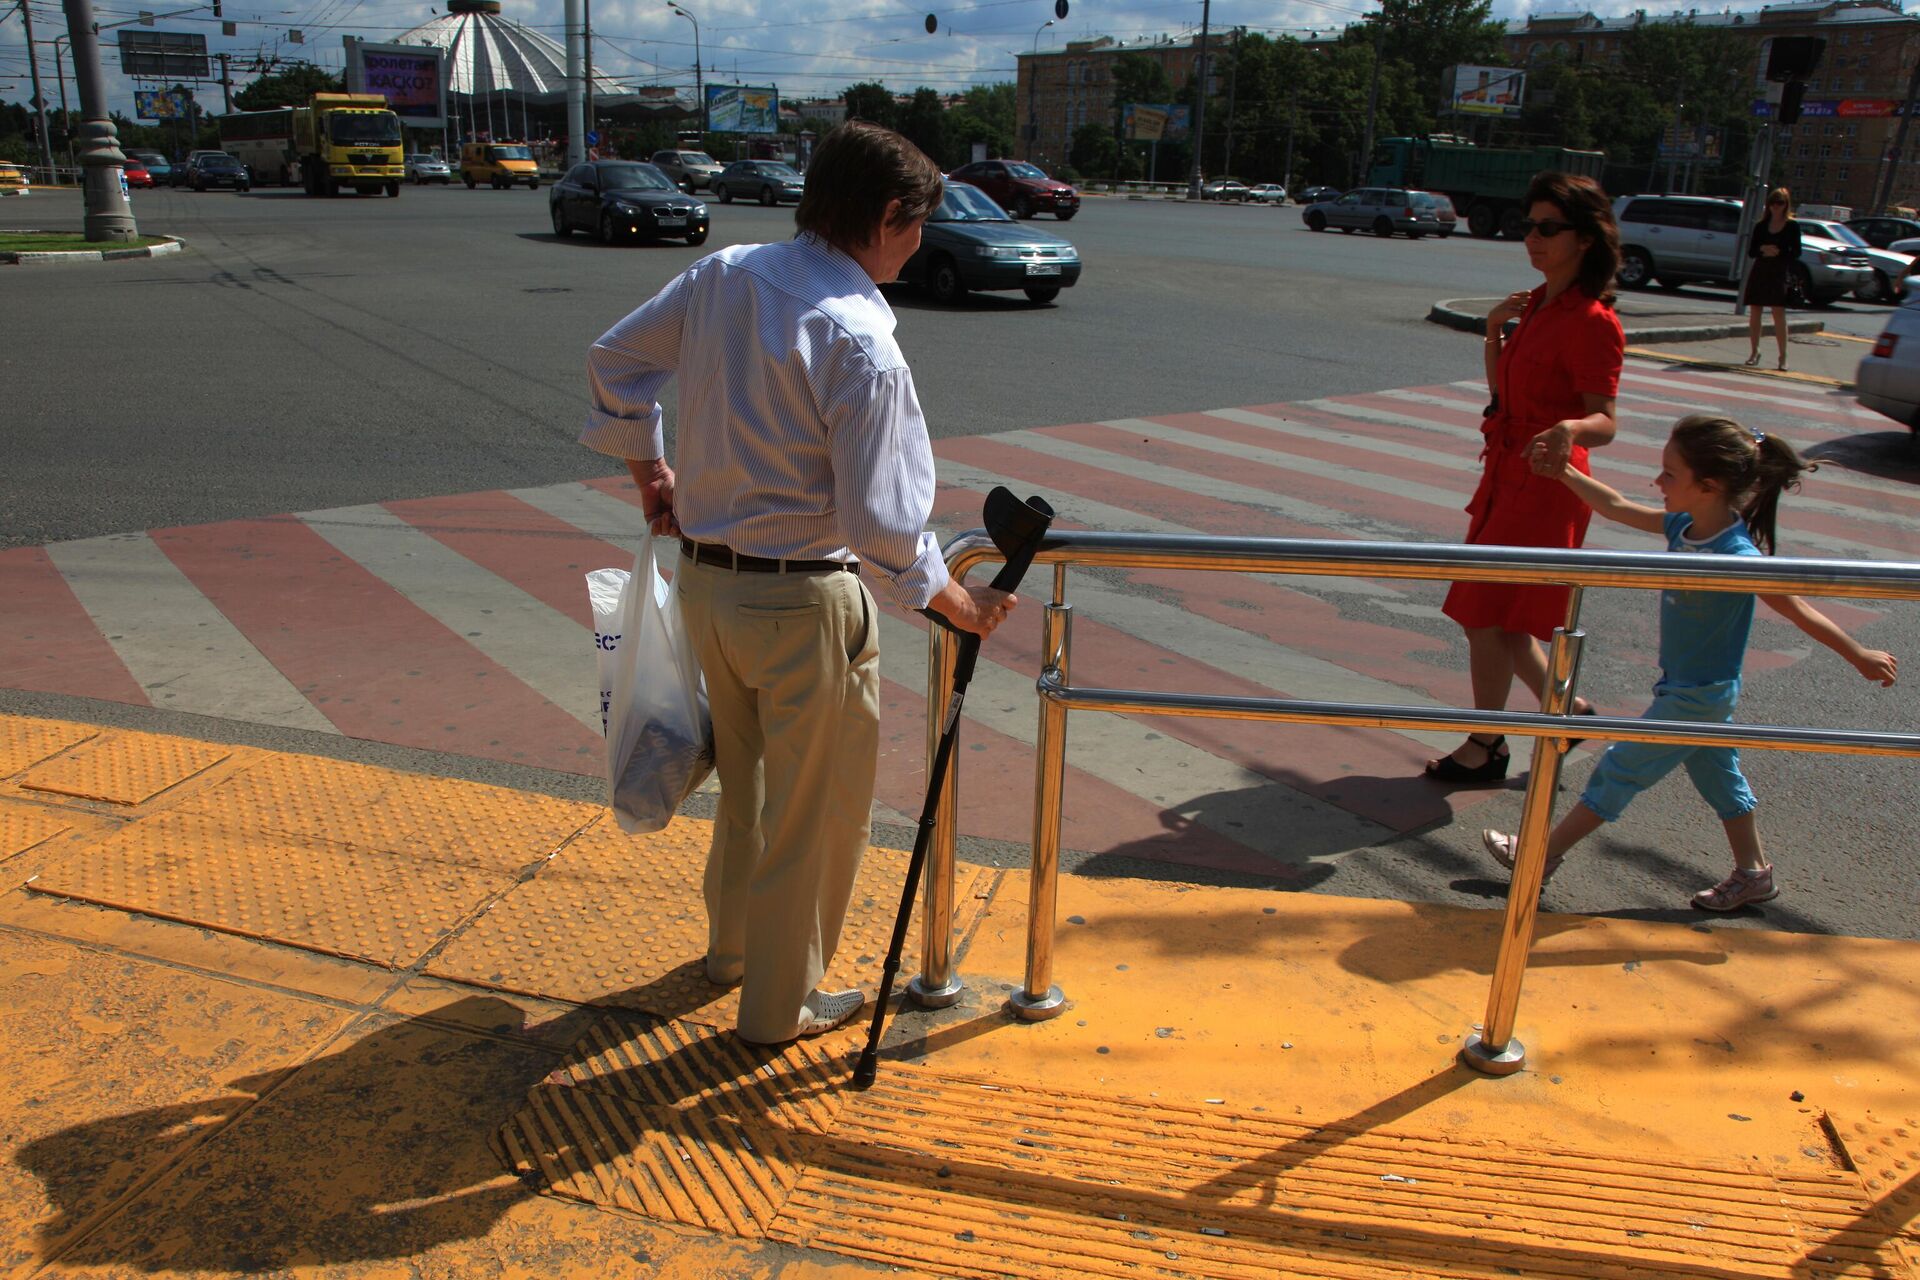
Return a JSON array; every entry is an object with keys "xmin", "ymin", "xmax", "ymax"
[{"xmin": 581, "ymin": 233, "xmax": 949, "ymax": 611}]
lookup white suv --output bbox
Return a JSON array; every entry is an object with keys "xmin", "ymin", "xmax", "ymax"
[{"xmin": 1611, "ymin": 194, "xmax": 1873, "ymax": 306}]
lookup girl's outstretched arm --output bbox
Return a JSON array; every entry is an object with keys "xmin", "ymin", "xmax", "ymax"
[
  {"xmin": 1555, "ymin": 465, "xmax": 1666, "ymax": 534},
  {"xmin": 1759, "ymin": 593, "xmax": 1900, "ymax": 685}
]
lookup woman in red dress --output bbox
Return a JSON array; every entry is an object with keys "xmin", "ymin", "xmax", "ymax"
[{"xmin": 1426, "ymin": 172, "xmax": 1624, "ymax": 783}]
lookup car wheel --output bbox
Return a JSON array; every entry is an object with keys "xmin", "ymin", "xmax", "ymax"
[
  {"xmin": 1023, "ymin": 285, "xmax": 1060, "ymax": 304},
  {"xmin": 1056, "ymin": 209, "xmax": 1076, "ymax": 221},
  {"xmin": 1015, "ymin": 195, "xmax": 1034, "ymax": 219},
  {"xmin": 1498, "ymin": 207, "xmax": 1527, "ymax": 240},
  {"xmin": 718, "ymin": 183, "xmax": 733, "ymax": 203},
  {"xmin": 385, "ymin": 182, "xmax": 399, "ymax": 197},
  {"xmin": 1617, "ymin": 247, "xmax": 1653, "ymax": 290},
  {"xmin": 928, "ymin": 254, "xmax": 967, "ymax": 305},
  {"xmin": 1785, "ymin": 263, "xmax": 1813, "ymax": 308},
  {"xmin": 1859, "ymin": 270, "xmax": 1894, "ymax": 304},
  {"xmin": 551, "ymin": 202, "xmax": 570, "ymax": 237},
  {"xmin": 599, "ymin": 211, "xmax": 619, "ymax": 245},
  {"xmin": 1373, "ymin": 218, "xmax": 1394, "ymax": 238},
  {"xmin": 465, "ymin": 175, "xmax": 477, "ymax": 189},
  {"xmin": 1306, "ymin": 211, "xmax": 1326, "ymax": 232},
  {"xmin": 759, "ymin": 184, "xmax": 776, "ymax": 206},
  {"xmin": 686, "ymin": 229, "xmax": 708, "ymax": 247}
]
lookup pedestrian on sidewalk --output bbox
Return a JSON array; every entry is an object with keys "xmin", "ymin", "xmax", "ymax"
[
  {"xmin": 1742, "ymin": 187, "xmax": 1801, "ymax": 372},
  {"xmin": 1427, "ymin": 172, "xmax": 1624, "ymax": 784},
  {"xmin": 1484, "ymin": 414, "xmax": 1897, "ymax": 911},
  {"xmin": 580, "ymin": 121, "xmax": 1018, "ymax": 1045}
]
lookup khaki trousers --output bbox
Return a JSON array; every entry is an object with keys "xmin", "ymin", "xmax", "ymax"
[{"xmin": 674, "ymin": 556, "xmax": 881, "ymax": 1043}]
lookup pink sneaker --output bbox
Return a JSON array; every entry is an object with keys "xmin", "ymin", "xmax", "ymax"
[
  {"xmin": 1482, "ymin": 829, "xmax": 1565, "ymax": 884},
  {"xmin": 1692, "ymin": 865, "xmax": 1777, "ymax": 912}
]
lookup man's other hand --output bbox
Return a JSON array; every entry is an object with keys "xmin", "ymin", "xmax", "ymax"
[{"xmin": 928, "ymin": 580, "xmax": 1019, "ymax": 638}]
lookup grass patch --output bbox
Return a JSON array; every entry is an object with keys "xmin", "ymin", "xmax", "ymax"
[{"xmin": 0, "ymin": 231, "xmax": 171, "ymax": 253}]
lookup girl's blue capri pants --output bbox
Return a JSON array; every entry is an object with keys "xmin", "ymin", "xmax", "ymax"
[{"xmin": 1579, "ymin": 678, "xmax": 1758, "ymax": 823}]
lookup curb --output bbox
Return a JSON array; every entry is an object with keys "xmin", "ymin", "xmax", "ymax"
[
  {"xmin": 1429, "ymin": 297, "xmax": 1827, "ymax": 344},
  {"xmin": 1624, "ymin": 344, "xmax": 1852, "ymax": 390},
  {"xmin": 2, "ymin": 233, "xmax": 184, "ymax": 265}
]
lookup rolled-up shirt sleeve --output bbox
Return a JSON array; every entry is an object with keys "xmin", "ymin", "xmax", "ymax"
[
  {"xmin": 580, "ymin": 267, "xmax": 692, "ymax": 461},
  {"xmin": 825, "ymin": 363, "xmax": 950, "ymax": 611}
]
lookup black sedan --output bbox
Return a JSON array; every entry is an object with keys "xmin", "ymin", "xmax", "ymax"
[
  {"xmin": 550, "ymin": 161, "xmax": 709, "ymax": 246},
  {"xmin": 901, "ymin": 181, "xmax": 1082, "ymax": 305},
  {"xmin": 177, "ymin": 153, "xmax": 250, "ymax": 192},
  {"xmin": 1294, "ymin": 185, "xmax": 1341, "ymax": 204}
]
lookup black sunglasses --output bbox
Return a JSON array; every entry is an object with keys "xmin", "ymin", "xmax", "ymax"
[{"xmin": 1516, "ymin": 218, "xmax": 1577, "ymax": 238}]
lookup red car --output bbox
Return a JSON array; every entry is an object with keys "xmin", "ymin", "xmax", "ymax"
[
  {"xmin": 947, "ymin": 159, "xmax": 1079, "ymax": 221},
  {"xmin": 121, "ymin": 160, "xmax": 154, "ymax": 188}
]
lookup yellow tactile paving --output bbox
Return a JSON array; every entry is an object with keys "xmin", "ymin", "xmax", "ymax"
[
  {"xmin": 1836, "ymin": 1113, "xmax": 1920, "ymax": 1242},
  {"xmin": 0, "ymin": 801, "xmax": 73, "ymax": 862},
  {"xmin": 174, "ymin": 753, "xmax": 597, "ymax": 875},
  {"xmin": 0, "ymin": 718, "xmax": 100, "ymax": 779},
  {"xmin": 27, "ymin": 811, "xmax": 509, "ymax": 968},
  {"xmin": 18, "ymin": 731, "xmax": 230, "ymax": 806},
  {"xmin": 425, "ymin": 815, "xmax": 991, "ymax": 1028}
]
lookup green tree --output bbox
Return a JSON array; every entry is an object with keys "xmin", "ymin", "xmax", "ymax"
[
  {"xmin": 841, "ymin": 82, "xmax": 896, "ymax": 128},
  {"xmin": 233, "ymin": 63, "xmax": 343, "ymax": 111},
  {"xmin": 896, "ymin": 87, "xmax": 946, "ymax": 163},
  {"xmin": 1070, "ymin": 121, "xmax": 1118, "ymax": 175}
]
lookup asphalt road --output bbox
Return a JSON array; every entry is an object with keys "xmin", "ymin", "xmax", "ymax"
[{"xmin": 5, "ymin": 185, "xmax": 1915, "ymax": 939}]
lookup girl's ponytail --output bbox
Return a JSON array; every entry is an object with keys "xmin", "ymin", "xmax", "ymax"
[{"xmin": 1669, "ymin": 414, "xmax": 1814, "ymax": 555}]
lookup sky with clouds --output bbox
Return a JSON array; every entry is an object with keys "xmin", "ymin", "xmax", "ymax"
[{"xmin": 5, "ymin": 0, "xmax": 1689, "ymax": 124}]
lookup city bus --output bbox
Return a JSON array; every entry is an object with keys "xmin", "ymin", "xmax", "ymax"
[{"xmin": 218, "ymin": 108, "xmax": 298, "ymax": 185}]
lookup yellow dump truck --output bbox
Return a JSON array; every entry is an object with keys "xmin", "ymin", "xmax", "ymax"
[{"xmin": 293, "ymin": 93, "xmax": 405, "ymax": 197}]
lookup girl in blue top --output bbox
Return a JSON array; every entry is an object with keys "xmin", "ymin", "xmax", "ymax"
[{"xmin": 1483, "ymin": 413, "xmax": 1898, "ymax": 911}]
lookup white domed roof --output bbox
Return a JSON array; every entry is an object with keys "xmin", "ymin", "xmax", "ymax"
[{"xmin": 394, "ymin": 0, "xmax": 631, "ymax": 102}]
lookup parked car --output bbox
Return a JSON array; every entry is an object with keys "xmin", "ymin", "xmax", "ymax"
[
  {"xmin": 946, "ymin": 159, "xmax": 1079, "ymax": 220},
  {"xmin": 1200, "ymin": 177, "xmax": 1250, "ymax": 202},
  {"xmin": 1412, "ymin": 190, "xmax": 1458, "ymax": 237},
  {"xmin": 175, "ymin": 152, "xmax": 250, "ymax": 192},
  {"xmin": 125, "ymin": 149, "xmax": 170, "ymax": 186},
  {"xmin": 405, "ymin": 153, "xmax": 452, "ymax": 184},
  {"xmin": 120, "ymin": 159, "xmax": 154, "ymax": 188},
  {"xmin": 1855, "ymin": 286, "xmax": 1920, "ymax": 438},
  {"xmin": 1848, "ymin": 215, "xmax": 1920, "ymax": 250},
  {"xmin": 900, "ymin": 180, "xmax": 1082, "ymax": 305},
  {"xmin": 1301, "ymin": 187, "xmax": 1448, "ymax": 238},
  {"xmin": 1611, "ymin": 194, "xmax": 1873, "ymax": 305},
  {"xmin": 1246, "ymin": 183, "xmax": 1288, "ymax": 204},
  {"xmin": 0, "ymin": 161, "xmax": 28, "ymax": 196},
  {"xmin": 1294, "ymin": 185, "xmax": 1340, "ymax": 203},
  {"xmin": 710, "ymin": 160, "xmax": 804, "ymax": 205},
  {"xmin": 550, "ymin": 160, "xmax": 709, "ymax": 246},
  {"xmin": 1795, "ymin": 217, "xmax": 1913, "ymax": 305},
  {"xmin": 649, "ymin": 148, "xmax": 723, "ymax": 191}
]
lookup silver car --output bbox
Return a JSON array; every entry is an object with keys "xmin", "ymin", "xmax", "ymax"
[
  {"xmin": 1796, "ymin": 218, "xmax": 1915, "ymax": 305},
  {"xmin": 405, "ymin": 153, "xmax": 452, "ymax": 184},
  {"xmin": 1856, "ymin": 285, "xmax": 1920, "ymax": 436},
  {"xmin": 1301, "ymin": 187, "xmax": 1448, "ymax": 239},
  {"xmin": 650, "ymin": 149, "xmax": 723, "ymax": 191},
  {"xmin": 1611, "ymin": 194, "xmax": 1873, "ymax": 306}
]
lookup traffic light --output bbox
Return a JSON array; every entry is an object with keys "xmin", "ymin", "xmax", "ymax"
[
  {"xmin": 1765, "ymin": 36, "xmax": 1824, "ymax": 82},
  {"xmin": 1778, "ymin": 80, "xmax": 1808, "ymax": 126}
]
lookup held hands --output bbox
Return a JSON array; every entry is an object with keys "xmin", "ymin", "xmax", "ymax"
[
  {"xmin": 1853, "ymin": 649, "xmax": 1899, "ymax": 687},
  {"xmin": 930, "ymin": 580, "xmax": 1020, "ymax": 638},
  {"xmin": 1525, "ymin": 421, "xmax": 1580, "ymax": 477},
  {"xmin": 1486, "ymin": 289, "xmax": 1532, "ymax": 335}
]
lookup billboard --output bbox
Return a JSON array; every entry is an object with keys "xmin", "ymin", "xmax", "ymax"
[
  {"xmin": 118, "ymin": 30, "xmax": 209, "ymax": 79},
  {"xmin": 1122, "ymin": 103, "xmax": 1190, "ymax": 142},
  {"xmin": 1750, "ymin": 97, "xmax": 1908, "ymax": 118},
  {"xmin": 134, "ymin": 89, "xmax": 194, "ymax": 120},
  {"xmin": 705, "ymin": 85, "xmax": 779, "ymax": 134},
  {"xmin": 1447, "ymin": 64, "xmax": 1524, "ymax": 117},
  {"xmin": 345, "ymin": 38, "xmax": 447, "ymax": 128}
]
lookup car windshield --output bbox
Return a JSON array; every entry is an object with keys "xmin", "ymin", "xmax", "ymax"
[
  {"xmin": 200, "ymin": 156, "xmax": 239, "ymax": 170},
  {"xmin": 932, "ymin": 183, "xmax": 1009, "ymax": 223},
  {"xmin": 329, "ymin": 114, "xmax": 402, "ymax": 145},
  {"xmin": 1006, "ymin": 162, "xmax": 1048, "ymax": 180},
  {"xmin": 682, "ymin": 152, "xmax": 716, "ymax": 166},
  {"xmin": 412, "ymin": 155, "xmax": 441, "ymax": 164},
  {"xmin": 759, "ymin": 163, "xmax": 800, "ymax": 179},
  {"xmin": 1809, "ymin": 221, "xmax": 1868, "ymax": 247},
  {"xmin": 487, "ymin": 145, "xmax": 533, "ymax": 161},
  {"xmin": 600, "ymin": 164, "xmax": 675, "ymax": 192}
]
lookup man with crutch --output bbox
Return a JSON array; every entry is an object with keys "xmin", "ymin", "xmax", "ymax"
[{"xmin": 581, "ymin": 121, "xmax": 1017, "ymax": 1045}]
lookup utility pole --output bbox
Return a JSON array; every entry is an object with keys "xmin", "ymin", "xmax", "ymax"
[
  {"xmin": 1184, "ymin": 0, "xmax": 1210, "ymax": 199},
  {"xmin": 1361, "ymin": 14, "xmax": 1380, "ymax": 187},
  {"xmin": 1221, "ymin": 26, "xmax": 1240, "ymax": 176},
  {"xmin": 19, "ymin": 0, "xmax": 57, "ymax": 180},
  {"xmin": 217, "ymin": 50, "xmax": 231, "ymax": 111},
  {"xmin": 62, "ymin": 0, "xmax": 137, "ymax": 239},
  {"xmin": 1871, "ymin": 49, "xmax": 1920, "ymax": 212},
  {"xmin": 582, "ymin": 0, "xmax": 593, "ymax": 144},
  {"xmin": 1282, "ymin": 79, "xmax": 1297, "ymax": 195}
]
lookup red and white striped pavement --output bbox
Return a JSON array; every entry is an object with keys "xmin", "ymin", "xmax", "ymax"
[{"xmin": 6, "ymin": 363, "xmax": 1914, "ymax": 878}]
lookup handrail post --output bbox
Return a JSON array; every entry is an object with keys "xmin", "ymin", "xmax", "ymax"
[
  {"xmin": 908, "ymin": 620, "xmax": 965, "ymax": 1008},
  {"xmin": 1012, "ymin": 570, "xmax": 1072, "ymax": 1021},
  {"xmin": 1462, "ymin": 588, "xmax": 1586, "ymax": 1075}
]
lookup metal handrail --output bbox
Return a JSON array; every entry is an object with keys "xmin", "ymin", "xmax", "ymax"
[{"xmin": 913, "ymin": 528, "xmax": 1920, "ymax": 1075}]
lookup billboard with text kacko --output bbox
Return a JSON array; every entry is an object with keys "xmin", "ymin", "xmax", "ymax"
[{"xmin": 345, "ymin": 38, "xmax": 447, "ymax": 128}]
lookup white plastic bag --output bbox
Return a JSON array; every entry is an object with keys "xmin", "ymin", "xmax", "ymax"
[{"xmin": 587, "ymin": 530, "xmax": 713, "ymax": 833}]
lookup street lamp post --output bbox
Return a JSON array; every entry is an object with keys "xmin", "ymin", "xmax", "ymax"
[
  {"xmin": 1026, "ymin": 18, "xmax": 1053, "ymax": 163},
  {"xmin": 669, "ymin": 3, "xmax": 703, "ymax": 133},
  {"xmin": 62, "ymin": 0, "xmax": 137, "ymax": 240}
]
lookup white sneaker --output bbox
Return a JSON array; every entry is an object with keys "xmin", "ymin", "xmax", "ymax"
[{"xmin": 738, "ymin": 988, "xmax": 865, "ymax": 1045}]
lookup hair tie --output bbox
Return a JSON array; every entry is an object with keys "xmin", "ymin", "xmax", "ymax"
[{"xmin": 1752, "ymin": 429, "xmax": 1766, "ymax": 445}]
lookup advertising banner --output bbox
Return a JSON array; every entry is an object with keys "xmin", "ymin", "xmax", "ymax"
[
  {"xmin": 118, "ymin": 30, "xmax": 209, "ymax": 79},
  {"xmin": 1750, "ymin": 97, "xmax": 1907, "ymax": 118},
  {"xmin": 345, "ymin": 38, "xmax": 447, "ymax": 128},
  {"xmin": 1446, "ymin": 64, "xmax": 1524, "ymax": 116},
  {"xmin": 1122, "ymin": 103, "xmax": 1190, "ymax": 142},
  {"xmin": 706, "ymin": 85, "xmax": 779, "ymax": 134},
  {"xmin": 134, "ymin": 88, "xmax": 194, "ymax": 120}
]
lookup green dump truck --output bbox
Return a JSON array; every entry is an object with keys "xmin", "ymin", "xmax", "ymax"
[{"xmin": 1368, "ymin": 136, "xmax": 1606, "ymax": 239}]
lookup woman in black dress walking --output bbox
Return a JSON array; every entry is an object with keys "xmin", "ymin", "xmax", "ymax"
[{"xmin": 1744, "ymin": 186, "xmax": 1800, "ymax": 371}]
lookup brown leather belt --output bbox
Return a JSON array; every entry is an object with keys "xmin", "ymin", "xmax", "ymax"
[{"xmin": 680, "ymin": 539, "xmax": 856, "ymax": 574}]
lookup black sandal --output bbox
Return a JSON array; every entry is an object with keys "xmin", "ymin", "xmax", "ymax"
[
  {"xmin": 1424, "ymin": 734, "xmax": 1510, "ymax": 784},
  {"xmin": 1566, "ymin": 703, "xmax": 1598, "ymax": 750}
]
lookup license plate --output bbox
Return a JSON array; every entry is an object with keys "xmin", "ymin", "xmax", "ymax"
[
  {"xmin": 657, "ymin": 216, "xmax": 686, "ymax": 227},
  {"xmin": 1026, "ymin": 263, "xmax": 1061, "ymax": 276}
]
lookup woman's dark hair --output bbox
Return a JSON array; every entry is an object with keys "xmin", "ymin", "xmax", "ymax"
[
  {"xmin": 1525, "ymin": 170, "xmax": 1620, "ymax": 305},
  {"xmin": 795, "ymin": 121, "xmax": 944, "ymax": 253},
  {"xmin": 1668, "ymin": 414, "xmax": 1813, "ymax": 555}
]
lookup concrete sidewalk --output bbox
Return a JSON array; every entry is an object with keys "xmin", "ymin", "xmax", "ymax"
[{"xmin": 3, "ymin": 712, "xmax": 1918, "ymax": 1278}]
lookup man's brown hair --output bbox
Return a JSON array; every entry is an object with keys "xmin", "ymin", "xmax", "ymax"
[{"xmin": 795, "ymin": 121, "xmax": 943, "ymax": 252}]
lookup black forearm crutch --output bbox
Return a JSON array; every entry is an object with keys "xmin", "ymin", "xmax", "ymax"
[{"xmin": 852, "ymin": 486, "xmax": 1055, "ymax": 1090}]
